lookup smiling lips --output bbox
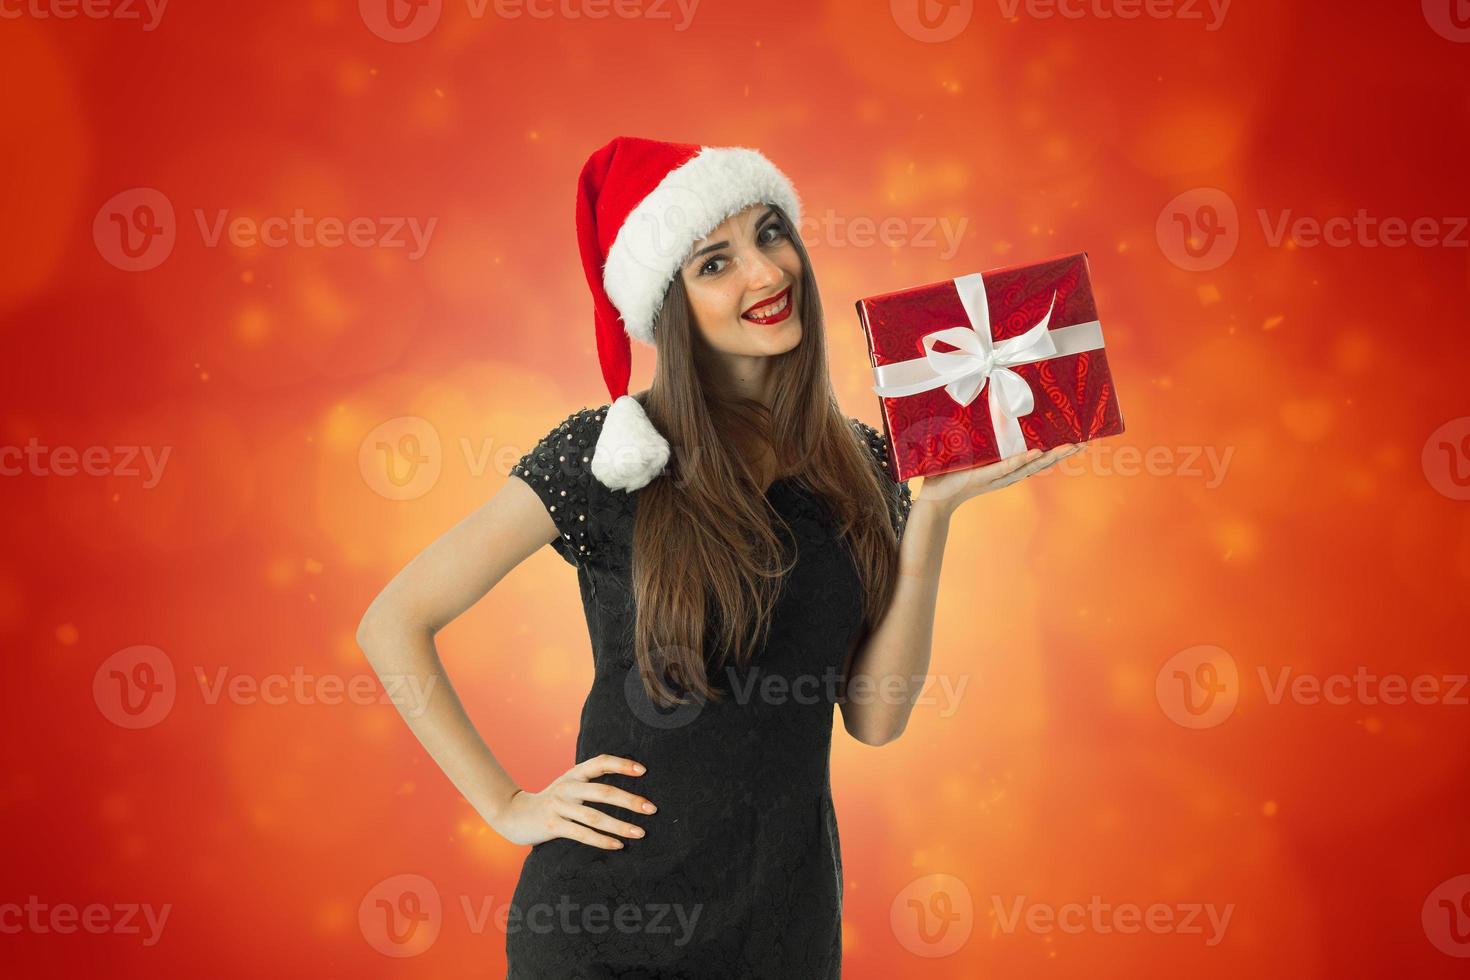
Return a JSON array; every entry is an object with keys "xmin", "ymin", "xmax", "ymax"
[{"xmin": 741, "ymin": 285, "xmax": 794, "ymax": 325}]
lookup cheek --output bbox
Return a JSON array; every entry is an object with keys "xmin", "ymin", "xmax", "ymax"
[{"xmin": 692, "ymin": 280, "xmax": 745, "ymax": 325}]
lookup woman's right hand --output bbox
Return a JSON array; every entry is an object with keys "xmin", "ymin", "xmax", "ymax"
[{"xmin": 492, "ymin": 754, "xmax": 657, "ymax": 850}]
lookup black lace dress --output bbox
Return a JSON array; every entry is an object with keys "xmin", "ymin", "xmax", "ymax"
[{"xmin": 504, "ymin": 405, "xmax": 912, "ymax": 980}]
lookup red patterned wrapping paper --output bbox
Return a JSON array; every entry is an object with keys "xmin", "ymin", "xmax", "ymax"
[{"xmin": 855, "ymin": 252, "xmax": 1126, "ymax": 483}]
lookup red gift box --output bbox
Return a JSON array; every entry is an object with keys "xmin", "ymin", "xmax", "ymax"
[{"xmin": 855, "ymin": 251, "xmax": 1125, "ymax": 483}]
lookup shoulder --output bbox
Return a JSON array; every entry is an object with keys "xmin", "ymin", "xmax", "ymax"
[
  {"xmin": 509, "ymin": 405, "xmax": 613, "ymax": 568},
  {"xmin": 849, "ymin": 416, "xmax": 912, "ymax": 539},
  {"xmin": 848, "ymin": 417, "xmax": 893, "ymax": 472},
  {"xmin": 513, "ymin": 405, "xmax": 608, "ymax": 461},
  {"xmin": 551, "ymin": 404, "xmax": 611, "ymax": 440}
]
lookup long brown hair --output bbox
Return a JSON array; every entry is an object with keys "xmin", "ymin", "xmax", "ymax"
[{"xmin": 628, "ymin": 204, "xmax": 901, "ymax": 708}]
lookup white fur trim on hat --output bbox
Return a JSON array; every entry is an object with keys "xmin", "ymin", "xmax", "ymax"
[
  {"xmin": 602, "ymin": 146, "xmax": 803, "ymax": 347},
  {"xmin": 590, "ymin": 394, "xmax": 671, "ymax": 491}
]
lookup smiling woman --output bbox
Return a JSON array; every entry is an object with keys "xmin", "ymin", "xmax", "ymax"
[{"xmin": 357, "ymin": 135, "xmax": 1073, "ymax": 980}]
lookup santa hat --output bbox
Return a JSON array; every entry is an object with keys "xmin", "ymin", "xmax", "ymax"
[{"xmin": 575, "ymin": 135, "xmax": 803, "ymax": 491}]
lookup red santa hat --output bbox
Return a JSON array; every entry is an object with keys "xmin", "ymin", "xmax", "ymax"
[{"xmin": 575, "ymin": 135, "xmax": 803, "ymax": 491}]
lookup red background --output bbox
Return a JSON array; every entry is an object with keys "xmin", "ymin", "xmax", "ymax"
[{"xmin": 3, "ymin": 0, "xmax": 1468, "ymax": 976}]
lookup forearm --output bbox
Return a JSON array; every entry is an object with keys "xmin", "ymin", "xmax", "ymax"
[
  {"xmin": 357, "ymin": 620, "xmax": 522, "ymax": 829},
  {"xmin": 842, "ymin": 497, "xmax": 952, "ymax": 745}
]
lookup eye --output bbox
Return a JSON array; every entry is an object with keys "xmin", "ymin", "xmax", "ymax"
[{"xmin": 694, "ymin": 220, "xmax": 790, "ymax": 277}]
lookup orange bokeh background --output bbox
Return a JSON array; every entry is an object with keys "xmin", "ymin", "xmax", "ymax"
[{"xmin": 3, "ymin": 1, "xmax": 1468, "ymax": 976}]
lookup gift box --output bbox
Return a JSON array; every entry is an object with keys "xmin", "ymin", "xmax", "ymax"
[{"xmin": 855, "ymin": 251, "xmax": 1125, "ymax": 483}]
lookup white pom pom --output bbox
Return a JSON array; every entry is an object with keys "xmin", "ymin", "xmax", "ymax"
[{"xmin": 590, "ymin": 394, "xmax": 671, "ymax": 491}]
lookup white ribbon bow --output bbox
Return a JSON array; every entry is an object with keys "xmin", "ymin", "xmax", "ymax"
[{"xmin": 870, "ymin": 272, "xmax": 1105, "ymax": 459}]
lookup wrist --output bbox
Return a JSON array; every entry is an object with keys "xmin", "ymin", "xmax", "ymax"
[
  {"xmin": 910, "ymin": 494, "xmax": 957, "ymax": 522},
  {"xmin": 483, "ymin": 786, "xmax": 523, "ymax": 827}
]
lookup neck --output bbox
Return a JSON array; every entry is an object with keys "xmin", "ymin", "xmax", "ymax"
[{"xmin": 699, "ymin": 351, "xmax": 776, "ymax": 409}]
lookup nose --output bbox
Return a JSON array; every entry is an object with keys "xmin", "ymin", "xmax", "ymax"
[{"xmin": 744, "ymin": 249, "xmax": 783, "ymax": 292}]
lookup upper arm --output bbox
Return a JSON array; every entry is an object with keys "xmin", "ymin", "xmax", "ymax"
[
  {"xmin": 357, "ymin": 407, "xmax": 604, "ymax": 643},
  {"xmin": 357, "ymin": 475, "xmax": 565, "ymax": 643}
]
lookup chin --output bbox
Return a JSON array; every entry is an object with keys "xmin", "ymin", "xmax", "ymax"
[{"xmin": 764, "ymin": 319, "xmax": 802, "ymax": 353}]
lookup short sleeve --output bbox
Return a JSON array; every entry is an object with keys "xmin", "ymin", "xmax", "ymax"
[
  {"xmin": 510, "ymin": 407, "xmax": 606, "ymax": 568},
  {"xmin": 851, "ymin": 418, "xmax": 913, "ymax": 542}
]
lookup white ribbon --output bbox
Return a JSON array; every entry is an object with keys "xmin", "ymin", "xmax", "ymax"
[{"xmin": 870, "ymin": 272, "xmax": 1106, "ymax": 459}]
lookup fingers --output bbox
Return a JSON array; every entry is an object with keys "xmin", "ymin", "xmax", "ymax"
[
  {"xmin": 982, "ymin": 447, "xmax": 1046, "ymax": 481},
  {"xmin": 556, "ymin": 802, "xmax": 647, "ymax": 844},
  {"xmin": 558, "ymin": 755, "xmax": 657, "ymax": 850},
  {"xmin": 575, "ymin": 780, "xmax": 658, "ymax": 815},
  {"xmin": 554, "ymin": 817, "xmax": 628, "ymax": 850},
  {"xmin": 990, "ymin": 444, "xmax": 1081, "ymax": 490},
  {"xmin": 573, "ymin": 754, "xmax": 646, "ymax": 779}
]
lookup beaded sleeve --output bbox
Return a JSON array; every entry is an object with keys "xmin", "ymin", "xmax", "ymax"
[
  {"xmin": 510, "ymin": 407, "xmax": 605, "ymax": 568},
  {"xmin": 852, "ymin": 418, "xmax": 914, "ymax": 543}
]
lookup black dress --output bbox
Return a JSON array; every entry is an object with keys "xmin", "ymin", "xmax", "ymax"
[{"xmin": 505, "ymin": 405, "xmax": 912, "ymax": 980}]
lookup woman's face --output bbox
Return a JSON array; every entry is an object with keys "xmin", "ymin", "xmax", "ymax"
[{"xmin": 677, "ymin": 203, "xmax": 803, "ymax": 360}]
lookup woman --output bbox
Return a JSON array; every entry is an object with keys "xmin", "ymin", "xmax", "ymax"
[{"xmin": 357, "ymin": 136, "xmax": 1080, "ymax": 978}]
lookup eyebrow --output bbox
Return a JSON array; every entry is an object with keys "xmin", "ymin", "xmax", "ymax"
[{"xmin": 684, "ymin": 208, "xmax": 781, "ymax": 266}]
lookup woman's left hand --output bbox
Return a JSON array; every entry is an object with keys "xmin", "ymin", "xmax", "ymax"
[{"xmin": 912, "ymin": 443, "xmax": 1085, "ymax": 516}]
